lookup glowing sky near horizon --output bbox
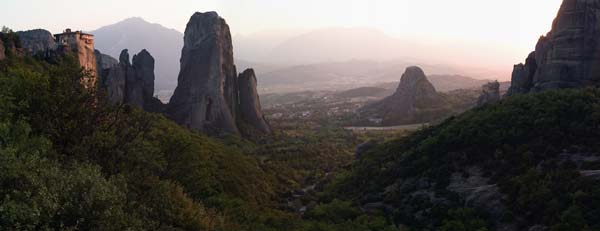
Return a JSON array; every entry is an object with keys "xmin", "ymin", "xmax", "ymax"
[{"xmin": 2, "ymin": 0, "xmax": 563, "ymax": 66}]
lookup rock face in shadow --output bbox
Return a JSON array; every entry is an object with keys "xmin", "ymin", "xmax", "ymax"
[
  {"xmin": 360, "ymin": 66, "xmax": 446, "ymax": 125},
  {"xmin": 99, "ymin": 49, "xmax": 162, "ymax": 112},
  {"xmin": 238, "ymin": 69, "xmax": 271, "ymax": 134},
  {"xmin": 167, "ymin": 12, "xmax": 271, "ymax": 136},
  {"xmin": 509, "ymin": 52, "xmax": 537, "ymax": 95},
  {"xmin": 509, "ymin": 0, "xmax": 600, "ymax": 94},
  {"xmin": 101, "ymin": 49, "xmax": 130, "ymax": 105},
  {"xmin": 95, "ymin": 49, "xmax": 118, "ymax": 74},
  {"xmin": 129, "ymin": 50, "xmax": 155, "ymax": 108},
  {"xmin": 16, "ymin": 29, "xmax": 56, "ymax": 54},
  {"xmin": 386, "ymin": 66, "xmax": 442, "ymax": 114},
  {"xmin": 167, "ymin": 12, "xmax": 239, "ymax": 135},
  {"xmin": 476, "ymin": 81, "xmax": 500, "ymax": 107}
]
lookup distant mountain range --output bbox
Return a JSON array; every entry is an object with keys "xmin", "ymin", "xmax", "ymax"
[
  {"xmin": 90, "ymin": 18, "xmax": 507, "ymax": 92},
  {"xmin": 236, "ymin": 28, "xmax": 419, "ymax": 65},
  {"xmin": 234, "ymin": 27, "xmax": 510, "ymax": 78},
  {"xmin": 257, "ymin": 60, "xmax": 493, "ymax": 93}
]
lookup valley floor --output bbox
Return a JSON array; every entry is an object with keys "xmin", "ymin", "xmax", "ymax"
[{"xmin": 344, "ymin": 123, "xmax": 428, "ymax": 132}]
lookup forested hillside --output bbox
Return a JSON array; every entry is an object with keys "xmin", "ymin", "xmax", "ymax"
[
  {"xmin": 329, "ymin": 89, "xmax": 600, "ymax": 230},
  {"xmin": 0, "ymin": 36, "xmax": 395, "ymax": 230}
]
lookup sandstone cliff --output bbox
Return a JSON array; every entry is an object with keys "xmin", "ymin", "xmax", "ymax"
[
  {"xmin": 167, "ymin": 12, "xmax": 271, "ymax": 136},
  {"xmin": 16, "ymin": 29, "xmax": 56, "ymax": 54},
  {"xmin": 54, "ymin": 30, "xmax": 98, "ymax": 89},
  {"xmin": 509, "ymin": 0, "xmax": 600, "ymax": 94}
]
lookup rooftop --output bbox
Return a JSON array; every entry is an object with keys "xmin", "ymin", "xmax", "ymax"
[{"xmin": 54, "ymin": 28, "xmax": 93, "ymax": 37}]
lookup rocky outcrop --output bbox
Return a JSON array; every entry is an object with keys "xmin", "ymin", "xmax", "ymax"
[
  {"xmin": 509, "ymin": 0, "xmax": 600, "ymax": 94},
  {"xmin": 129, "ymin": 50, "xmax": 155, "ymax": 108},
  {"xmin": 54, "ymin": 30, "xmax": 98, "ymax": 89},
  {"xmin": 388, "ymin": 66, "xmax": 442, "ymax": 111},
  {"xmin": 99, "ymin": 49, "xmax": 162, "ymax": 111},
  {"xmin": 476, "ymin": 81, "xmax": 500, "ymax": 107},
  {"xmin": 167, "ymin": 12, "xmax": 271, "ymax": 136},
  {"xmin": 95, "ymin": 49, "xmax": 118, "ymax": 73},
  {"xmin": 16, "ymin": 29, "xmax": 56, "ymax": 54},
  {"xmin": 167, "ymin": 12, "xmax": 239, "ymax": 135},
  {"xmin": 5, "ymin": 13, "xmax": 270, "ymax": 137},
  {"xmin": 101, "ymin": 50, "xmax": 129, "ymax": 105},
  {"xmin": 448, "ymin": 170, "xmax": 517, "ymax": 231},
  {"xmin": 0, "ymin": 32, "xmax": 24, "ymax": 58},
  {"xmin": 509, "ymin": 52, "xmax": 537, "ymax": 94},
  {"xmin": 102, "ymin": 65, "xmax": 126, "ymax": 105},
  {"xmin": 360, "ymin": 66, "xmax": 446, "ymax": 125},
  {"xmin": 238, "ymin": 69, "xmax": 271, "ymax": 134}
]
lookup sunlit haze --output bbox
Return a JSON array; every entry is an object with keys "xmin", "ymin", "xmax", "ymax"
[{"xmin": 2, "ymin": 0, "xmax": 563, "ymax": 79}]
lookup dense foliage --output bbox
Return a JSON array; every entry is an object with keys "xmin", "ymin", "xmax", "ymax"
[
  {"xmin": 0, "ymin": 50, "xmax": 266, "ymax": 230},
  {"xmin": 4, "ymin": 30, "xmax": 600, "ymax": 230},
  {"xmin": 0, "ymin": 34, "xmax": 397, "ymax": 230},
  {"xmin": 331, "ymin": 88, "xmax": 600, "ymax": 230}
]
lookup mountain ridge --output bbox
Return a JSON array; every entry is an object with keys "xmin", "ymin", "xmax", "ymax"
[{"xmin": 91, "ymin": 17, "xmax": 184, "ymax": 90}]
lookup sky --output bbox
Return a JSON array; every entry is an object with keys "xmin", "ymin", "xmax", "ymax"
[{"xmin": 2, "ymin": 0, "xmax": 563, "ymax": 68}]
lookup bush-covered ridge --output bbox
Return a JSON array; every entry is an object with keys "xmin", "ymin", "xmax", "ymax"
[
  {"xmin": 4, "ymin": 30, "xmax": 600, "ymax": 230},
  {"xmin": 0, "ymin": 34, "xmax": 398, "ymax": 230},
  {"xmin": 0, "ymin": 49, "xmax": 274, "ymax": 230},
  {"xmin": 331, "ymin": 88, "xmax": 600, "ymax": 230}
]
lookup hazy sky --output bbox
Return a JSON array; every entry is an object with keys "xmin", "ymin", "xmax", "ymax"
[{"xmin": 2, "ymin": 0, "xmax": 563, "ymax": 66}]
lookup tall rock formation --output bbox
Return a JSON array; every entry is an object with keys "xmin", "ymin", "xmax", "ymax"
[
  {"xmin": 509, "ymin": 0, "xmax": 600, "ymax": 94},
  {"xmin": 360, "ymin": 66, "xmax": 447, "ymax": 125},
  {"xmin": 100, "ymin": 50, "xmax": 130, "ymax": 105},
  {"xmin": 388, "ymin": 66, "xmax": 442, "ymax": 112},
  {"xmin": 167, "ymin": 12, "xmax": 271, "ymax": 136},
  {"xmin": 238, "ymin": 69, "xmax": 271, "ymax": 134},
  {"xmin": 476, "ymin": 81, "xmax": 500, "ymax": 107},
  {"xmin": 383, "ymin": 66, "xmax": 444, "ymax": 124},
  {"xmin": 131, "ymin": 50, "xmax": 156, "ymax": 109},
  {"xmin": 16, "ymin": 29, "xmax": 56, "ymax": 54},
  {"xmin": 167, "ymin": 12, "xmax": 239, "ymax": 135},
  {"xmin": 99, "ymin": 49, "xmax": 162, "ymax": 111}
]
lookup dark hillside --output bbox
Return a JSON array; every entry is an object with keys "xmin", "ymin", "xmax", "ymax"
[{"xmin": 331, "ymin": 89, "xmax": 600, "ymax": 230}]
